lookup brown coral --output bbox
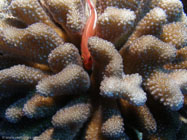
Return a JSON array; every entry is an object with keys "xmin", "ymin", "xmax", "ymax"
[
  {"xmin": 36, "ymin": 64, "xmax": 90, "ymax": 97},
  {"xmin": 144, "ymin": 70, "xmax": 185, "ymax": 111},
  {"xmin": 123, "ymin": 7, "xmax": 167, "ymax": 48},
  {"xmin": 120, "ymin": 35, "xmax": 176, "ymax": 74},
  {"xmin": 151, "ymin": 0, "xmax": 183, "ymax": 22},
  {"xmin": 41, "ymin": 0, "xmax": 85, "ymax": 45},
  {"xmin": 96, "ymin": 7, "xmax": 136, "ymax": 48},
  {"xmin": 0, "ymin": 0, "xmax": 187, "ymax": 139},
  {"xmin": 0, "ymin": 65, "xmax": 47, "ymax": 89},
  {"xmin": 161, "ymin": 22, "xmax": 187, "ymax": 49},
  {"xmin": 0, "ymin": 23, "xmax": 64, "ymax": 64},
  {"xmin": 8, "ymin": 0, "xmax": 65, "ymax": 38},
  {"xmin": 48, "ymin": 43, "xmax": 82, "ymax": 73}
]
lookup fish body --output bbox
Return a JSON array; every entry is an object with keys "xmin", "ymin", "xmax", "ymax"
[{"xmin": 81, "ymin": 0, "xmax": 97, "ymax": 70}]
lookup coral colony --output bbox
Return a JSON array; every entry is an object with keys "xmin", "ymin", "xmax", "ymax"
[{"xmin": 0, "ymin": 0, "xmax": 187, "ymax": 140}]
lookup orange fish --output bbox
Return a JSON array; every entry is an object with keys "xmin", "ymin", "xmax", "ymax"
[{"xmin": 81, "ymin": 0, "xmax": 97, "ymax": 70}]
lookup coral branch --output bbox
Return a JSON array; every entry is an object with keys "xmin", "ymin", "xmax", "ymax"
[
  {"xmin": 101, "ymin": 99, "xmax": 127, "ymax": 139},
  {"xmin": 96, "ymin": 0, "xmax": 141, "ymax": 15},
  {"xmin": 120, "ymin": 35, "xmax": 176, "ymax": 74},
  {"xmin": 0, "ymin": 23, "xmax": 64, "ymax": 64},
  {"xmin": 33, "ymin": 128, "xmax": 54, "ymax": 140},
  {"xmin": 88, "ymin": 36, "xmax": 123, "ymax": 82},
  {"xmin": 85, "ymin": 106, "xmax": 103, "ymax": 140},
  {"xmin": 164, "ymin": 47, "xmax": 187, "ymax": 70},
  {"xmin": 123, "ymin": 7, "xmax": 167, "ymax": 48},
  {"xmin": 100, "ymin": 74, "xmax": 147, "ymax": 106},
  {"xmin": 151, "ymin": 0, "xmax": 183, "ymax": 22},
  {"xmin": 0, "ymin": 65, "xmax": 47, "ymax": 89},
  {"xmin": 52, "ymin": 96, "xmax": 92, "ymax": 139},
  {"xmin": 23, "ymin": 94, "xmax": 57, "ymax": 119},
  {"xmin": 41, "ymin": 0, "xmax": 85, "ymax": 44},
  {"xmin": 36, "ymin": 64, "xmax": 90, "ymax": 97},
  {"xmin": 5, "ymin": 94, "xmax": 32, "ymax": 123},
  {"xmin": 120, "ymin": 99, "xmax": 157, "ymax": 134},
  {"xmin": 9, "ymin": 0, "xmax": 65, "ymax": 38},
  {"xmin": 48, "ymin": 43, "xmax": 82, "ymax": 73},
  {"xmin": 96, "ymin": 7, "xmax": 136, "ymax": 49},
  {"xmin": 144, "ymin": 70, "xmax": 186, "ymax": 111},
  {"xmin": 161, "ymin": 22, "xmax": 187, "ymax": 49}
]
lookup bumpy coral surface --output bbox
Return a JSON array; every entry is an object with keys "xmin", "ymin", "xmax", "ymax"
[{"xmin": 0, "ymin": 0, "xmax": 187, "ymax": 140}]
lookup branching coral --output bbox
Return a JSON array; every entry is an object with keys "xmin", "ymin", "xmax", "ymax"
[
  {"xmin": 36, "ymin": 64, "xmax": 90, "ymax": 97},
  {"xmin": 96, "ymin": 7, "xmax": 136, "ymax": 48},
  {"xmin": 144, "ymin": 70, "xmax": 186, "ymax": 111},
  {"xmin": 84, "ymin": 106, "xmax": 103, "ymax": 140},
  {"xmin": 40, "ymin": 0, "xmax": 85, "ymax": 45},
  {"xmin": 48, "ymin": 43, "xmax": 82, "ymax": 73},
  {"xmin": 51, "ymin": 97, "xmax": 92, "ymax": 139},
  {"xmin": 120, "ymin": 35, "xmax": 177, "ymax": 74},
  {"xmin": 123, "ymin": 7, "xmax": 167, "ymax": 48},
  {"xmin": 120, "ymin": 99, "xmax": 157, "ymax": 135},
  {"xmin": 23, "ymin": 94, "xmax": 58, "ymax": 119},
  {"xmin": 0, "ymin": 0, "xmax": 187, "ymax": 140},
  {"xmin": 0, "ymin": 23, "xmax": 64, "ymax": 64},
  {"xmin": 150, "ymin": 0, "xmax": 183, "ymax": 22},
  {"xmin": 164, "ymin": 47, "xmax": 187, "ymax": 70},
  {"xmin": 0, "ymin": 65, "xmax": 47, "ymax": 90},
  {"xmin": 100, "ymin": 74, "xmax": 147, "ymax": 106},
  {"xmin": 8, "ymin": 0, "xmax": 66, "ymax": 38},
  {"xmin": 161, "ymin": 22, "xmax": 187, "ymax": 48}
]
